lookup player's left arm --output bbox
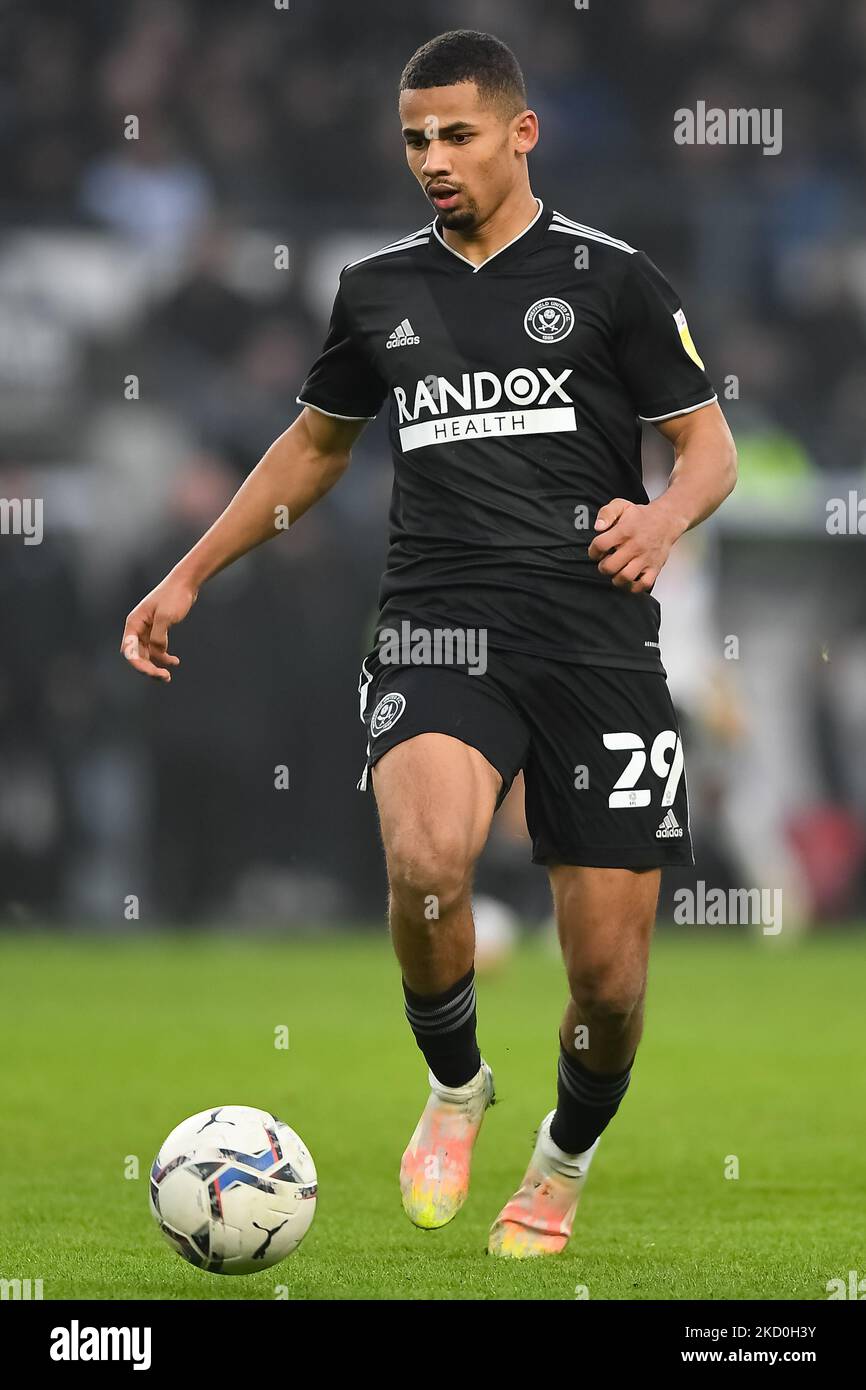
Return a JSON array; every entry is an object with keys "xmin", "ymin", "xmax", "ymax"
[{"xmin": 588, "ymin": 400, "xmax": 737, "ymax": 592}]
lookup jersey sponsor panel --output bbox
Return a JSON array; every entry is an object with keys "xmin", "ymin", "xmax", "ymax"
[{"xmin": 394, "ymin": 366, "xmax": 577, "ymax": 451}]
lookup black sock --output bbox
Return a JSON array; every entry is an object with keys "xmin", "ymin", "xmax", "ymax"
[
  {"xmin": 549, "ymin": 1041, "xmax": 635, "ymax": 1155},
  {"xmin": 403, "ymin": 966, "xmax": 481, "ymax": 1087}
]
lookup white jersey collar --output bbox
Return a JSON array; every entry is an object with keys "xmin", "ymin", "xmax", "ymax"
[{"xmin": 432, "ymin": 198, "xmax": 545, "ymax": 272}]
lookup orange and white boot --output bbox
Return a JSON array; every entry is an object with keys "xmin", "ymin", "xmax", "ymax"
[
  {"xmin": 400, "ymin": 1061, "xmax": 495, "ymax": 1230},
  {"xmin": 487, "ymin": 1111, "xmax": 599, "ymax": 1258}
]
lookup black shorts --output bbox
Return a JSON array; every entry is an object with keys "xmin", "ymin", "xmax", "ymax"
[{"xmin": 356, "ymin": 646, "xmax": 693, "ymax": 870}]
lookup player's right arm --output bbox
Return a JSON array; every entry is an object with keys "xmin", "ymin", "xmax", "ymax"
[{"xmin": 121, "ymin": 406, "xmax": 367, "ymax": 682}]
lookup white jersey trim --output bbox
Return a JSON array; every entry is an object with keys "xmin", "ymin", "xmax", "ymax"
[
  {"xmin": 296, "ymin": 396, "xmax": 377, "ymax": 421},
  {"xmin": 638, "ymin": 394, "xmax": 718, "ymax": 423},
  {"xmin": 550, "ymin": 212, "xmax": 637, "ymax": 254},
  {"xmin": 432, "ymin": 198, "xmax": 545, "ymax": 272},
  {"xmin": 343, "ymin": 226, "xmax": 433, "ymax": 271}
]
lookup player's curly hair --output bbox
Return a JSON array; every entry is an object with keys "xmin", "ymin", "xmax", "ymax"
[{"xmin": 399, "ymin": 30, "xmax": 527, "ymax": 119}]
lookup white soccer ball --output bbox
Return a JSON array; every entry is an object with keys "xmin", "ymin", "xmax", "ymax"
[{"xmin": 149, "ymin": 1105, "xmax": 317, "ymax": 1275}]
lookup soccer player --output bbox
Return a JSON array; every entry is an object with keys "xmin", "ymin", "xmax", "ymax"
[{"xmin": 122, "ymin": 30, "xmax": 737, "ymax": 1258}]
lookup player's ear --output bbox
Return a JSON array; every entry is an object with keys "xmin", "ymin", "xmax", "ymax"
[{"xmin": 514, "ymin": 109, "xmax": 539, "ymax": 154}]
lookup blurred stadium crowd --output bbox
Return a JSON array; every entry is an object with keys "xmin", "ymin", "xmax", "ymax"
[{"xmin": 1, "ymin": 0, "xmax": 865, "ymax": 927}]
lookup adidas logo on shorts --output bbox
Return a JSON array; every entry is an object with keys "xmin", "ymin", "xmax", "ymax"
[
  {"xmin": 656, "ymin": 808, "xmax": 683, "ymax": 839},
  {"xmin": 386, "ymin": 317, "xmax": 420, "ymax": 349}
]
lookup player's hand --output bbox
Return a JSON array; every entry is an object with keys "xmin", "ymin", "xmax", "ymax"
[
  {"xmin": 121, "ymin": 575, "xmax": 198, "ymax": 681},
  {"xmin": 588, "ymin": 497, "xmax": 685, "ymax": 593}
]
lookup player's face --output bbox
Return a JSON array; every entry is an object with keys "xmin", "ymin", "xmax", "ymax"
[{"xmin": 399, "ymin": 82, "xmax": 533, "ymax": 231}]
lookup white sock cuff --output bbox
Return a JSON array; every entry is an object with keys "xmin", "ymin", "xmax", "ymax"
[
  {"xmin": 539, "ymin": 1112, "xmax": 599, "ymax": 1174},
  {"xmin": 428, "ymin": 1060, "xmax": 488, "ymax": 1099}
]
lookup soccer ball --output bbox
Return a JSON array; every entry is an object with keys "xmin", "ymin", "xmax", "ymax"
[{"xmin": 149, "ymin": 1105, "xmax": 317, "ymax": 1275}]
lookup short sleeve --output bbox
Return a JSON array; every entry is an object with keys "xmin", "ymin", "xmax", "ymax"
[
  {"xmin": 296, "ymin": 273, "xmax": 388, "ymax": 420},
  {"xmin": 613, "ymin": 252, "xmax": 716, "ymax": 422}
]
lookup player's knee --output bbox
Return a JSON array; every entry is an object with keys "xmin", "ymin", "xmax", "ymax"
[
  {"xmin": 569, "ymin": 964, "xmax": 644, "ymax": 1029},
  {"xmin": 386, "ymin": 835, "xmax": 473, "ymax": 918}
]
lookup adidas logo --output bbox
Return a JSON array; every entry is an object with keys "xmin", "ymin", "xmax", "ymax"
[
  {"xmin": 656, "ymin": 808, "xmax": 683, "ymax": 839},
  {"xmin": 386, "ymin": 317, "xmax": 420, "ymax": 349}
]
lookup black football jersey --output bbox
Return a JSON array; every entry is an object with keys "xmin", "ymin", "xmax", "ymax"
[{"xmin": 297, "ymin": 201, "xmax": 717, "ymax": 671}]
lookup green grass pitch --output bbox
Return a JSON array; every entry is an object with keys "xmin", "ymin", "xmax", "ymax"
[{"xmin": 1, "ymin": 927, "xmax": 864, "ymax": 1300}]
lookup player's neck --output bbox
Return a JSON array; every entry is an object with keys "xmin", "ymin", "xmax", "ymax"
[{"xmin": 440, "ymin": 187, "xmax": 541, "ymax": 268}]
